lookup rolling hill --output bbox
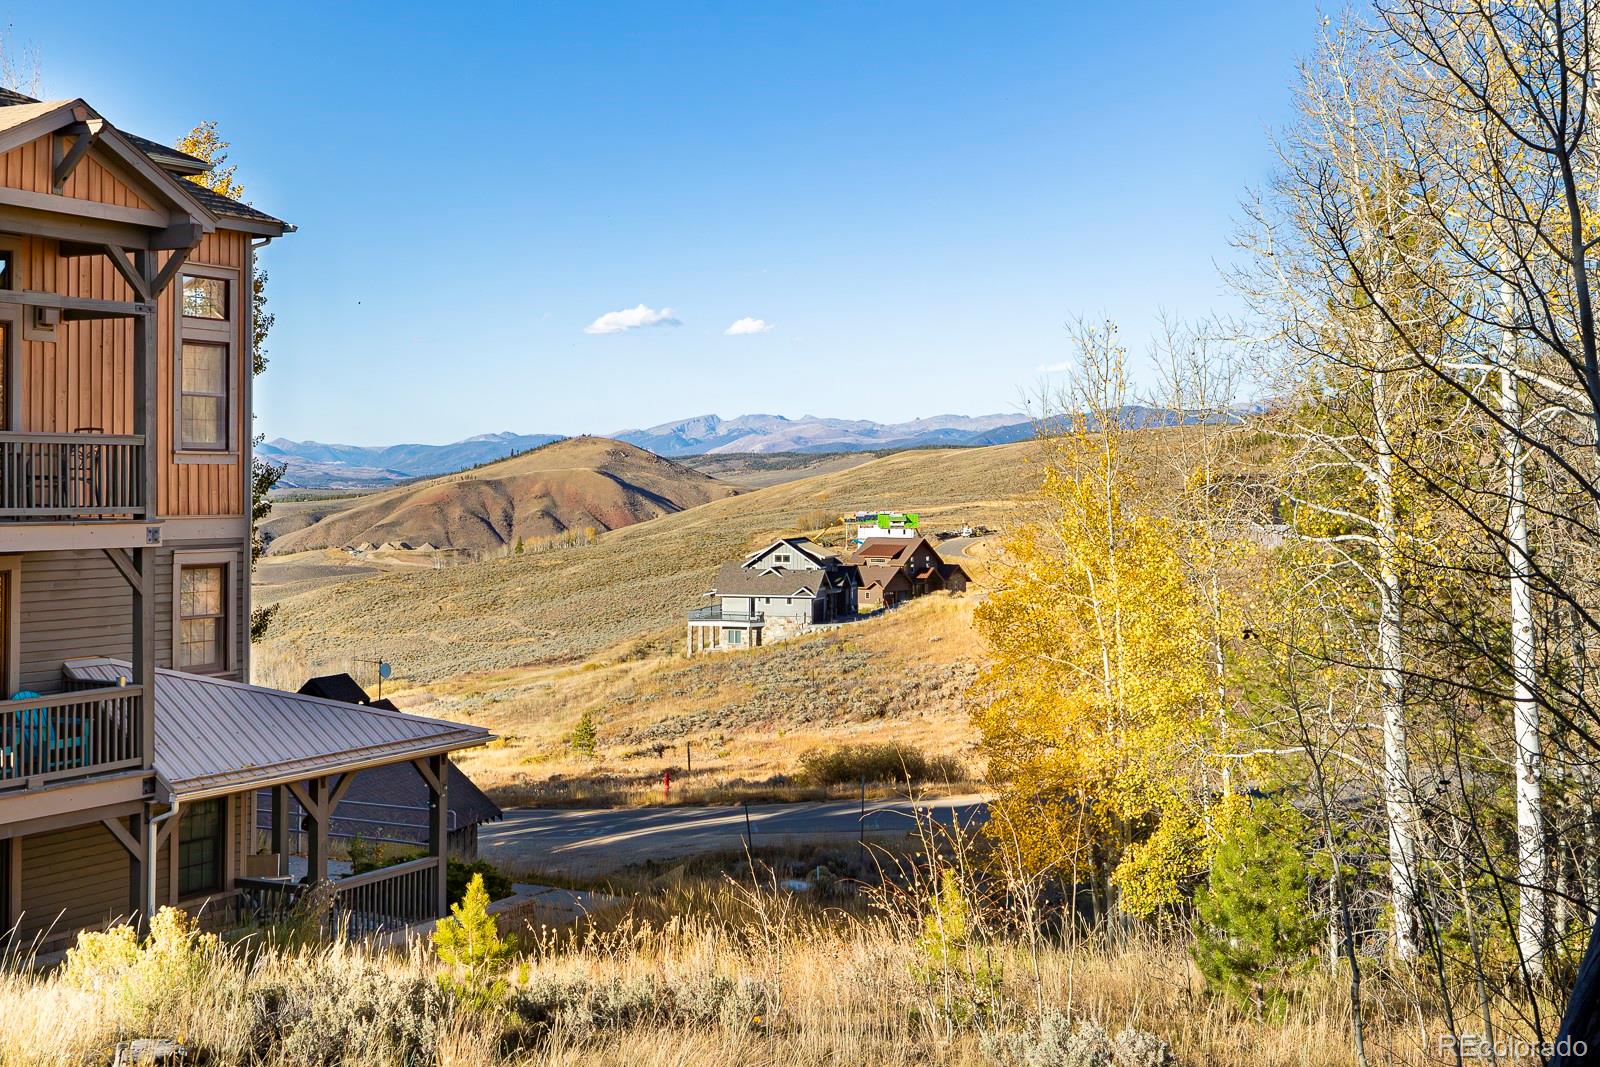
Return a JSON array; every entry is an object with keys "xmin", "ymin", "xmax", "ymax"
[
  {"xmin": 255, "ymin": 439, "xmax": 1043, "ymax": 683},
  {"xmin": 263, "ymin": 437, "xmax": 740, "ymax": 555}
]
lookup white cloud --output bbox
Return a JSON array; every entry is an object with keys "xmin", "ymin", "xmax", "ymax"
[
  {"xmin": 584, "ymin": 304, "xmax": 681, "ymax": 335},
  {"xmin": 724, "ymin": 317, "xmax": 775, "ymax": 336},
  {"xmin": 1036, "ymin": 361, "xmax": 1071, "ymax": 373}
]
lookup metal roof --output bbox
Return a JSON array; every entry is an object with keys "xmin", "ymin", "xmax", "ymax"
[{"xmin": 64, "ymin": 659, "xmax": 490, "ymax": 799}]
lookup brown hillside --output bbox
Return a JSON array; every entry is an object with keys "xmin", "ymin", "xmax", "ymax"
[
  {"xmin": 265, "ymin": 437, "xmax": 739, "ymax": 555},
  {"xmin": 256, "ymin": 439, "xmax": 1042, "ymax": 683}
]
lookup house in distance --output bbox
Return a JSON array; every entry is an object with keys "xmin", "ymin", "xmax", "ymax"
[
  {"xmin": 848, "ymin": 534, "xmax": 969, "ymax": 611},
  {"xmin": 686, "ymin": 537, "xmax": 857, "ymax": 655}
]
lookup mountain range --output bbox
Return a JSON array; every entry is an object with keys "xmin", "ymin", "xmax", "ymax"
[{"xmin": 263, "ymin": 414, "xmax": 1032, "ymax": 489}]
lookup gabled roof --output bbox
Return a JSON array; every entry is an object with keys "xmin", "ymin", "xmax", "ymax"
[
  {"xmin": 64, "ymin": 658, "xmax": 490, "ymax": 799},
  {"xmin": 0, "ymin": 89, "xmax": 288, "ymax": 234},
  {"xmin": 742, "ymin": 537, "xmax": 837, "ymax": 569}
]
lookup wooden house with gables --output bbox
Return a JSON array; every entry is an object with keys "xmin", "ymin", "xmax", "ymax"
[{"xmin": 0, "ymin": 89, "xmax": 489, "ymax": 953}]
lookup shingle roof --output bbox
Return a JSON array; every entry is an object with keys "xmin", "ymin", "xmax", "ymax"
[
  {"xmin": 182, "ymin": 181, "xmax": 288, "ymax": 228},
  {"xmin": 710, "ymin": 561, "xmax": 823, "ymax": 597},
  {"xmin": 298, "ymin": 673, "xmax": 373, "ymax": 705},
  {"xmin": 63, "ymin": 658, "xmax": 490, "ymax": 798}
]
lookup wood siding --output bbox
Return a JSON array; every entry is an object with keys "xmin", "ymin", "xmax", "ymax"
[
  {"xmin": 13, "ymin": 541, "xmax": 247, "ymax": 693},
  {"xmin": 1, "ymin": 131, "xmax": 251, "ymax": 519},
  {"xmin": 17, "ymin": 820, "xmax": 132, "ymax": 946},
  {"xmin": 18, "ymin": 549, "xmax": 130, "ymax": 692}
]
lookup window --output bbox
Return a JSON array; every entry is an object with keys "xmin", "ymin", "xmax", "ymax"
[
  {"xmin": 181, "ymin": 274, "xmax": 227, "ymax": 320},
  {"xmin": 177, "ymin": 798, "xmax": 224, "ymax": 897},
  {"xmin": 176, "ymin": 268, "xmax": 235, "ymax": 454},
  {"xmin": 179, "ymin": 342, "xmax": 228, "ymax": 450},
  {"xmin": 178, "ymin": 563, "xmax": 227, "ymax": 672},
  {"xmin": 0, "ymin": 250, "xmax": 14, "ymax": 291}
]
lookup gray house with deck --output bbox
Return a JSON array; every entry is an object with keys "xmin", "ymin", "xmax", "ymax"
[{"xmin": 686, "ymin": 537, "xmax": 857, "ymax": 654}]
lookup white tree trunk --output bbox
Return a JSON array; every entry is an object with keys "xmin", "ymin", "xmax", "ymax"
[
  {"xmin": 1500, "ymin": 275, "xmax": 1547, "ymax": 975},
  {"xmin": 1374, "ymin": 366, "xmax": 1420, "ymax": 962}
]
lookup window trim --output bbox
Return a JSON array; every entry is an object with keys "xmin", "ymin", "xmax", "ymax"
[
  {"xmin": 172, "ymin": 263, "xmax": 239, "ymax": 459},
  {"xmin": 172, "ymin": 550, "xmax": 236, "ymax": 676}
]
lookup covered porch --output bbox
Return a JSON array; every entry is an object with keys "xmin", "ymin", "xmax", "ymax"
[{"xmin": 58, "ymin": 658, "xmax": 489, "ymax": 940}]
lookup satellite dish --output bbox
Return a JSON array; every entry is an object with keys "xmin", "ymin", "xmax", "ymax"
[{"xmin": 378, "ymin": 661, "xmax": 392, "ymax": 680}]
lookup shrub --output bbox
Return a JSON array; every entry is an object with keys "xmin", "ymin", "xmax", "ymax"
[
  {"xmin": 984, "ymin": 1014, "xmax": 1112, "ymax": 1067},
  {"xmin": 797, "ymin": 742, "xmax": 965, "ymax": 786},
  {"xmin": 1191, "ymin": 796, "xmax": 1322, "ymax": 1013},
  {"xmin": 249, "ymin": 956, "xmax": 451, "ymax": 1065},
  {"xmin": 60, "ymin": 907, "xmax": 222, "ymax": 1029},
  {"xmin": 432, "ymin": 873, "xmax": 512, "ymax": 1011},
  {"xmin": 510, "ymin": 973, "xmax": 769, "ymax": 1035},
  {"xmin": 448, "ymin": 858, "xmax": 514, "ymax": 905}
]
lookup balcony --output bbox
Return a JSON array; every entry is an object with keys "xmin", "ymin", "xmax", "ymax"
[
  {"xmin": 687, "ymin": 606, "xmax": 765, "ymax": 625},
  {"xmin": 0, "ymin": 433, "xmax": 147, "ymax": 521},
  {"xmin": 0, "ymin": 685, "xmax": 145, "ymax": 788}
]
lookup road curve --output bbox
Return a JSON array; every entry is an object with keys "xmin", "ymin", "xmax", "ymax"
[{"xmin": 479, "ymin": 795, "xmax": 990, "ymax": 876}]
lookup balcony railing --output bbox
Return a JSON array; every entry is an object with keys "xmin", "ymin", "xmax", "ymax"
[
  {"xmin": 0, "ymin": 433, "xmax": 147, "ymax": 520},
  {"xmin": 236, "ymin": 856, "xmax": 442, "ymax": 935},
  {"xmin": 0, "ymin": 685, "xmax": 144, "ymax": 787},
  {"xmin": 688, "ymin": 606, "xmax": 765, "ymax": 624}
]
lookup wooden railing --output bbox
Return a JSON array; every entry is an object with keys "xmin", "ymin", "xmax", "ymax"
[
  {"xmin": 0, "ymin": 433, "xmax": 147, "ymax": 519},
  {"xmin": 236, "ymin": 856, "xmax": 442, "ymax": 936},
  {"xmin": 0, "ymin": 685, "xmax": 144, "ymax": 787}
]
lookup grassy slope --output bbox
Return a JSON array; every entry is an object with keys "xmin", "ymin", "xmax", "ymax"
[
  {"xmin": 266, "ymin": 437, "xmax": 740, "ymax": 555},
  {"xmin": 258, "ymin": 440, "xmax": 1040, "ymax": 685}
]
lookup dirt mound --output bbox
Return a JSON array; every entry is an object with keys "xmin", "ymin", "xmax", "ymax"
[{"xmin": 266, "ymin": 438, "xmax": 740, "ymax": 554}]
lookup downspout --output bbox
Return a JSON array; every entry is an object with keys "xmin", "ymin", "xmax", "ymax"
[{"xmin": 144, "ymin": 775, "xmax": 179, "ymax": 923}]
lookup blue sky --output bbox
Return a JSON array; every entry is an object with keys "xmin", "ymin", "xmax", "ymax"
[{"xmin": 11, "ymin": 2, "xmax": 1319, "ymax": 445}]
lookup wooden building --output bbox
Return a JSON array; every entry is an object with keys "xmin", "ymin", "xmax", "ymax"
[
  {"xmin": 848, "ymin": 536, "xmax": 969, "ymax": 611},
  {"xmin": 0, "ymin": 90, "xmax": 489, "ymax": 953}
]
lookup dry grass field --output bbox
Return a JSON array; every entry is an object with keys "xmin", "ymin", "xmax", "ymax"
[
  {"xmin": 256, "ymin": 440, "xmax": 1040, "ymax": 685},
  {"xmin": 414, "ymin": 593, "xmax": 985, "ymax": 805}
]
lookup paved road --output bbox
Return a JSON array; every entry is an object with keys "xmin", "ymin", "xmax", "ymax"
[
  {"xmin": 480, "ymin": 795, "xmax": 990, "ymax": 875},
  {"xmin": 936, "ymin": 535, "xmax": 989, "ymax": 560}
]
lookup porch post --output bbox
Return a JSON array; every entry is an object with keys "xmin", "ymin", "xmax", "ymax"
[
  {"xmin": 131, "ymin": 251, "xmax": 157, "ymax": 769},
  {"xmin": 305, "ymin": 777, "xmax": 329, "ymax": 884},
  {"xmin": 4, "ymin": 836, "xmax": 19, "ymax": 937},
  {"xmin": 269, "ymin": 785, "xmax": 288, "ymax": 876},
  {"xmin": 426, "ymin": 754, "xmax": 449, "ymax": 917},
  {"xmin": 127, "ymin": 812, "xmax": 147, "ymax": 923}
]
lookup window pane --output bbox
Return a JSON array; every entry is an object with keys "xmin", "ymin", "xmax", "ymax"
[
  {"xmin": 181, "ymin": 344, "xmax": 226, "ymax": 394},
  {"xmin": 177, "ymin": 798, "xmax": 223, "ymax": 896},
  {"xmin": 181, "ymin": 396, "xmax": 225, "ymax": 448},
  {"xmin": 179, "ymin": 618, "xmax": 222, "ymax": 669},
  {"xmin": 180, "ymin": 565, "xmax": 223, "ymax": 617},
  {"xmin": 181, "ymin": 275, "xmax": 227, "ymax": 319}
]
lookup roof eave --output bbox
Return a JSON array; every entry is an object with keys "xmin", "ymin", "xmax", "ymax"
[{"xmin": 168, "ymin": 730, "xmax": 493, "ymax": 801}]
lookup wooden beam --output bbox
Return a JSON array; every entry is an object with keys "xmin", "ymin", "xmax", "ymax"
[
  {"xmin": 9, "ymin": 289, "xmax": 153, "ymax": 318},
  {"xmin": 411, "ymin": 757, "xmax": 443, "ymax": 796},
  {"xmin": 285, "ymin": 779, "xmax": 321, "ymax": 820},
  {"xmin": 148, "ymin": 243, "xmax": 193, "ymax": 299},
  {"xmin": 326, "ymin": 770, "xmax": 360, "ymax": 811},
  {"xmin": 101, "ymin": 244, "xmax": 152, "ymax": 304},
  {"xmin": 102, "ymin": 548, "xmax": 143, "ymax": 594},
  {"xmin": 149, "ymin": 220, "xmax": 203, "ymax": 251},
  {"xmin": 305, "ymin": 778, "xmax": 329, "ymax": 884},
  {"xmin": 101, "ymin": 815, "xmax": 141, "ymax": 858},
  {"xmin": 269, "ymin": 785, "xmax": 288, "ymax": 876},
  {"xmin": 51, "ymin": 120, "xmax": 103, "ymax": 192}
]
